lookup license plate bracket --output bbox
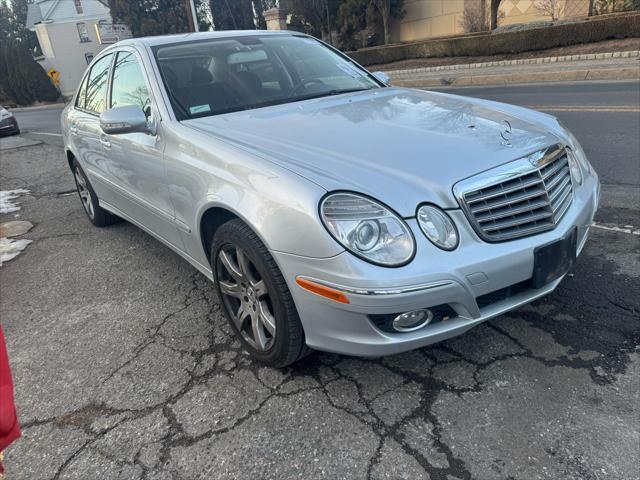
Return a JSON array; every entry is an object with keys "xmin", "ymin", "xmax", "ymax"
[{"xmin": 532, "ymin": 227, "xmax": 577, "ymax": 289}]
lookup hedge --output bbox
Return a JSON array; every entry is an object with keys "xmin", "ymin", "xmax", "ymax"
[
  {"xmin": 348, "ymin": 11, "xmax": 640, "ymax": 66},
  {"xmin": 0, "ymin": 42, "xmax": 59, "ymax": 106}
]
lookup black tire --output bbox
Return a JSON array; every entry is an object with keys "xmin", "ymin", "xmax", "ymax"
[
  {"xmin": 72, "ymin": 158, "xmax": 119, "ymax": 227},
  {"xmin": 211, "ymin": 219, "xmax": 308, "ymax": 367}
]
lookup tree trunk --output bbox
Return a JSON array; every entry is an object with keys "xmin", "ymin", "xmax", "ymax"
[
  {"xmin": 383, "ymin": 16, "xmax": 389, "ymax": 44},
  {"xmin": 489, "ymin": 0, "xmax": 501, "ymax": 30},
  {"xmin": 588, "ymin": 0, "xmax": 595, "ymax": 16},
  {"xmin": 325, "ymin": 0, "xmax": 333, "ymax": 44},
  {"xmin": 382, "ymin": 2, "xmax": 390, "ymax": 44}
]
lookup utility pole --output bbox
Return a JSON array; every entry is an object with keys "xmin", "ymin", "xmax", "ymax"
[{"xmin": 185, "ymin": 0, "xmax": 199, "ymax": 32}]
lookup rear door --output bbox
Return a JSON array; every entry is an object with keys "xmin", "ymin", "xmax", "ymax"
[
  {"xmin": 71, "ymin": 52, "xmax": 117, "ymax": 205},
  {"xmin": 102, "ymin": 47, "xmax": 182, "ymax": 250}
]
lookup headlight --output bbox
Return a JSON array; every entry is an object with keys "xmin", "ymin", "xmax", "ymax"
[
  {"xmin": 567, "ymin": 149, "xmax": 583, "ymax": 185},
  {"xmin": 320, "ymin": 192, "xmax": 415, "ymax": 266},
  {"xmin": 416, "ymin": 205, "xmax": 459, "ymax": 250},
  {"xmin": 559, "ymin": 122, "xmax": 591, "ymax": 175}
]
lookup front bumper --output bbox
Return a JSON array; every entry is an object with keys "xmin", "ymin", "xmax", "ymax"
[{"xmin": 275, "ymin": 172, "xmax": 600, "ymax": 357}]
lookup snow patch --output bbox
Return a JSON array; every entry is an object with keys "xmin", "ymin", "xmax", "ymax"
[
  {"xmin": 0, "ymin": 189, "xmax": 30, "ymax": 214},
  {"xmin": 0, "ymin": 190, "xmax": 33, "ymax": 265},
  {"xmin": 0, "ymin": 238, "xmax": 32, "ymax": 266}
]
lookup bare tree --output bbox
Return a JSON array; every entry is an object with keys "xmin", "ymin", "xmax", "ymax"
[
  {"xmin": 371, "ymin": 0, "xmax": 404, "ymax": 45},
  {"xmin": 534, "ymin": 0, "xmax": 564, "ymax": 20},
  {"xmin": 459, "ymin": 0, "xmax": 488, "ymax": 33}
]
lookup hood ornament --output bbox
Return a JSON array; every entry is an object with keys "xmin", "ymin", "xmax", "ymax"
[{"xmin": 500, "ymin": 120, "xmax": 513, "ymax": 147}]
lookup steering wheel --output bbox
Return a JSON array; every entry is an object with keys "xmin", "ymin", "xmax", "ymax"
[{"xmin": 290, "ymin": 79, "xmax": 326, "ymax": 97}]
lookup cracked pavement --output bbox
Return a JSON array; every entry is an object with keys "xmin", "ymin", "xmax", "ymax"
[{"xmin": 0, "ymin": 139, "xmax": 638, "ymax": 480}]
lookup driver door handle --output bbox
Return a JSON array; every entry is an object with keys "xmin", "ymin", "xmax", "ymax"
[
  {"xmin": 99, "ymin": 134, "xmax": 111, "ymax": 149},
  {"xmin": 69, "ymin": 125, "xmax": 78, "ymax": 135}
]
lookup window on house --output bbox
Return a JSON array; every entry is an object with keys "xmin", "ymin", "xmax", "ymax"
[
  {"xmin": 74, "ymin": 0, "xmax": 83, "ymax": 14},
  {"xmin": 77, "ymin": 23, "xmax": 90, "ymax": 43}
]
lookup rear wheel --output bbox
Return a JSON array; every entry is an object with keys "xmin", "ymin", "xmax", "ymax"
[
  {"xmin": 72, "ymin": 159, "xmax": 119, "ymax": 227},
  {"xmin": 212, "ymin": 219, "xmax": 307, "ymax": 367}
]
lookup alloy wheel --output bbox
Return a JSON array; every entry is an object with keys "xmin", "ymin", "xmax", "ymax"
[
  {"xmin": 74, "ymin": 167, "xmax": 94, "ymax": 219},
  {"xmin": 216, "ymin": 245, "xmax": 276, "ymax": 351}
]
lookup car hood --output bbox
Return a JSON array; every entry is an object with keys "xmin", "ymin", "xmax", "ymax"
[{"xmin": 185, "ymin": 87, "xmax": 563, "ymax": 215}]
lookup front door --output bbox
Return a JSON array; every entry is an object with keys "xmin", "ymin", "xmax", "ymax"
[{"xmin": 101, "ymin": 48, "xmax": 183, "ymax": 250}]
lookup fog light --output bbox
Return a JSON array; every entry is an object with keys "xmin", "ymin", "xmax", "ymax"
[{"xmin": 392, "ymin": 309, "xmax": 433, "ymax": 332}]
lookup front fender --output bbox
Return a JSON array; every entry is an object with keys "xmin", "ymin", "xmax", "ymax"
[{"xmin": 163, "ymin": 124, "xmax": 344, "ymax": 263}]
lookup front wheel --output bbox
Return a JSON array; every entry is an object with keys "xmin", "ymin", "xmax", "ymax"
[{"xmin": 211, "ymin": 219, "xmax": 307, "ymax": 367}]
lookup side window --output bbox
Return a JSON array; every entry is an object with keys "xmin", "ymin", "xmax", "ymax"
[
  {"xmin": 75, "ymin": 73, "xmax": 88, "ymax": 109},
  {"xmin": 85, "ymin": 53, "xmax": 113, "ymax": 114},
  {"xmin": 110, "ymin": 51, "xmax": 151, "ymax": 118}
]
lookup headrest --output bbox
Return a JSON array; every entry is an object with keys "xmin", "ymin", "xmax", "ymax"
[{"xmin": 191, "ymin": 66, "xmax": 213, "ymax": 85}]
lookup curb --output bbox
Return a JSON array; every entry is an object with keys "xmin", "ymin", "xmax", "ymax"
[
  {"xmin": 392, "ymin": 66, "xmax": 640, "ymax": 88},
  {"xmin": 9, "ymin": 102, "xmax": 67, "ymax": 113},
  {"xmin": 384, "ymin": 50, "xmax": 640, "ymax": 77}
]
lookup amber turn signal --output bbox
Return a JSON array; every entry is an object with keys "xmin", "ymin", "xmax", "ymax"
[{"xmin": 295, "ymin": 277, "xmax": 350, "ymax": 304}]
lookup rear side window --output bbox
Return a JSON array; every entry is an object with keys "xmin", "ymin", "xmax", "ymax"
[
  {"xmin": 75, "ymin": 73, "xmax": 88, "ymax": 109},
  {"xmin": 85, "ymin": 53, "xmax": 113, "ymax": 114},
  {"xmin": 111, "ymin": 51, "xmax": 151, "ymax": 118}
]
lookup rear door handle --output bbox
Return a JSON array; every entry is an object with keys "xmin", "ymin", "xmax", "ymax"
[
  {"xmin": 69, "ymin": 125, "xmax": 78, "ymax": 135},
  {"xmin": 99, "ymin": 135, "xmax": 111, "ymax": 149}
]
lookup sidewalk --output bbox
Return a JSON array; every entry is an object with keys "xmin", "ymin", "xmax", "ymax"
[{"xmin": 383, "ymin": 51, "xmax": 640, "ymax": 87}]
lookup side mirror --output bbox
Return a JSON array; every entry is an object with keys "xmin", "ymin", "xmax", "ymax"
[
  {"xmin": 372, "ymin": 71, "xmax": 390, "ymax": 85},
  {"xmin": 100, "ymin": 105, "xmax": 153, "ymax": 135}
]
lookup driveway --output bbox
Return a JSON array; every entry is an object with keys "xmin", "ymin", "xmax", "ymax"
[{"xmin": 1, "ymin": 94, "xmax": 639, "ymax": 478}]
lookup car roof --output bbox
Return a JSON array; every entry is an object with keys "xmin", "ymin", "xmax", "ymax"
[{"xmin": 114, "ymin": 30, "xmax": 300, "ymax": 49}]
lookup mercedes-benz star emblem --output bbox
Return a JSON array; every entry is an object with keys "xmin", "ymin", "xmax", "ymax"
[{"xmin": 500, "ymin": 120, "xmax": 513, "ymax": 147}]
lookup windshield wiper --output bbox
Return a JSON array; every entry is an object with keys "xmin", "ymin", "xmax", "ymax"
[{"xmin": 291, "ymin": 88, "xmax": 374, "ymax": 103}]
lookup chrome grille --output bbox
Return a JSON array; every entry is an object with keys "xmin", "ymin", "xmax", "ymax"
[{"xmin": 456, "ymin": 144, "xmax": 574, "ymax": 242}]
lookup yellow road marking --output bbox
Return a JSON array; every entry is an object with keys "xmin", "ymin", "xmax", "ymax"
[{"xmin": 526, "ymin": 105, "xmax": 640, "ymax": 112}]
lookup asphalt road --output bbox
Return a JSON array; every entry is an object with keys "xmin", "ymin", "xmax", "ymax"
[{"xmin": 2, "ymin": 82, "xmax": 639, "ymax": 480}]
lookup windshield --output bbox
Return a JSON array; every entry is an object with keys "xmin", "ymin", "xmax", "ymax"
[{"xmin": 153, "ymin": 35, "xmax": 382, "ymax": 120}]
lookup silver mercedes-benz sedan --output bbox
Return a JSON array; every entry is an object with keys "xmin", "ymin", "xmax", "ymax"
[{"xmin": 61, "ymin": 31, "xmax": 599, "ymax": 366}]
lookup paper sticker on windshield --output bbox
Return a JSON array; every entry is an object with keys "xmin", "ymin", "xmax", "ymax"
[
  {"xmin": 189, "ymin": 104, "xmax": 211, "ymax": 115},
  {"xmin": 336, "ymin": 62, "xmax": 363, "ymax": 78}
]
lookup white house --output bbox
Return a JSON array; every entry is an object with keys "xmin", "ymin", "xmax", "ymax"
[{"xmin": 26, "ymin": 0, "xmax": 131, "ymax": 97}]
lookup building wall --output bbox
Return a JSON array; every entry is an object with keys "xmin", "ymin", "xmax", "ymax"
[
  {"xmin": 390, "ymin": 0, "xmax": 466, "ymax": 43},
  {"xmin": 499, "ymin": 0, "xmax": 589, "ymax": 25},
  {"xmin": 35, "ymin": 17, "xmax": 110, "ymax": 97},
  {"xmin": 390, "ymin": 0, "xmax": 590, "ymax": 43}
]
